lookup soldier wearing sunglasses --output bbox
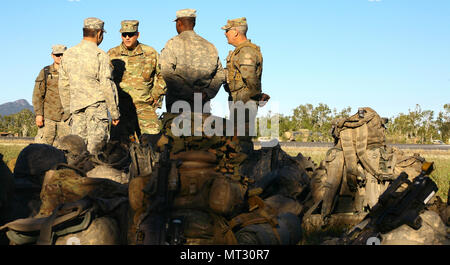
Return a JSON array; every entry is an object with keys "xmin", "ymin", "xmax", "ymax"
[
  {"xmin": 32, "ymin": 44, "xmax": 70, "ymax": 146},
  {"xmin": 108, "ymin": 20, "xmax": 167, "ymax": 143}
]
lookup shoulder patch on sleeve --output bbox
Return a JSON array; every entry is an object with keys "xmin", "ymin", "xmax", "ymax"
[{"xmin": 238, "ymin": 47, "xmax": 257, "ymax": 65}]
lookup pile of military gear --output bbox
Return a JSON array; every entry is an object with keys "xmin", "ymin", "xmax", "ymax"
[
  {"xmin": 305, "ymin": 107, "xmax": 433, "ymax": 231},
  {"xmin": 129, "ymin": 111, "xmax": 312, "ymax": 245},
  {"xmin": 1, "ymin": 107, "xmax": 447, "ymax": 245},
  {"xmin": 1, "ymin": 156, "xmax": 129, "ymax": 245},
  {"xmin": 0, "ymin": 135, "xmax": 131, "ymax": 245}
]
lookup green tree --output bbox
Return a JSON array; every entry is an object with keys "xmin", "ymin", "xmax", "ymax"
[
  {"xmin": 436, "ymin": 104, "xmax": 450, "ymax": 143},
  {"xmin": 0, "ymin": 109, "xmax": 37, "ymax": 137}
]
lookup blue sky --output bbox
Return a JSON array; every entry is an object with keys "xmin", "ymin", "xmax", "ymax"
[{"xmin": 0, "ymin": 0, "xmax": 449, "ymax": 119}]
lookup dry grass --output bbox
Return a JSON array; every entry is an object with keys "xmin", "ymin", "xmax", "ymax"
[
  {"xmin": 0, "ymin": 144, "xmax": 28, "ymax": 171},
  {"xmin": 1, "ymin": 143, "xmax": 449, "ymax": 201},
  {"xmin": 286, "ymin": 147, "xmax": 449, "ymax": 202}
]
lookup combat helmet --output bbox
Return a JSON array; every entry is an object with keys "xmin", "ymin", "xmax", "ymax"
[{"xmin": 55, "ymin": 135, "xmax": 89, "ymax": 165}]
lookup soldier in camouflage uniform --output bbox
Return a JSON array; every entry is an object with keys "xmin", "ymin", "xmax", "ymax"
[
  {"xmin": 108, "ymin": 20, "xmax": 167, "ymax": 142},
  {"xmin": 32, "ymin": 45, "xmax": 70, "ymax": 146},
  {"xmin": 222, "ymin": 17, "xmax": 264, "ymax": 151},
  {"xmin": 59, "ymin": 18, "xmax": 120, "ymax": 154},
  {"xmin": 160, "ymin": 9, "xmax": 225, "ymax": 112}
]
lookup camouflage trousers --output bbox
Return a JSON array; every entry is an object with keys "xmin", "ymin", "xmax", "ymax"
[
  {"xmin": 111, "ymin": 101, "xmax": 160, "ymax": 143},
  {"xmin": 228, "ymin": 100, "xmax": 258, "ymax": 153},
  {"xmin": 135, "ymin": 102, "xmax": 160, "ymax": 135},
  {"xmin": 34, "ymin": 119, "xmax": 70, "ymax": 146},
  {"xmin": 71, "ymin": 102, "xmax": 109, "ymax": 154},
  {"xmin": 228, "ymin": 99, "xmax": 258, "ymax": 137}
]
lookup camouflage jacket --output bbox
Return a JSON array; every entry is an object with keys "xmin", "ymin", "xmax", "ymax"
[
  {"xmin": 107, "ymin": 42, "xmax": 166, "ymax": 108},
  {"xmin": 59, "ymin": 40, "xmax": 120, "ymax": 120},
  {"xmin": 160, "ymin": 30, "xmax": 225, "ymax": 111},
  {"xmin": 226, "ymin": 40, "xmax": 263, "ymax": 103},
  {"xmin": 32, "ymin": 64, "xmax": 65, "ymax": 121}
]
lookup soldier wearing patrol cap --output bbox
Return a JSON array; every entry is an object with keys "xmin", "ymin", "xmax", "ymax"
[
  {"xmin": 32, "ymin": 44, "xmax": 70, "ymax": 146},
  {"xmin": 160, "ymin": 8, "xmax": 225, "ymax": 112},
  {"xmin": 222, "ymin": 17, "xmax": 264, "ymax": 152},
  {"xmin": 108, "ymin": 20, "xmax": 167, "ymax": 143},
  {"xmin": 59, "ymin": 17, "xmax": 120, "ymax": 154}
]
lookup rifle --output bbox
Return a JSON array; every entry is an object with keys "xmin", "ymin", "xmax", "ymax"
[
  {"xmin": 136, "ymin": 143, "xmax": 184, "ymax": 245},
  {"xmin": 343, "ymin": 162, "xmax": 438, "ymax": 245}
]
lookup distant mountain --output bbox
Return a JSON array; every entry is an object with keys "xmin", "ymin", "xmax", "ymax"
[{"xmin": 0, "ymin": 99, "xmax": 34, "ymax": 116}]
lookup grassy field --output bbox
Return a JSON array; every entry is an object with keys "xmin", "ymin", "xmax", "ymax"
[{"xmin": 0, "ymin": 143, "xmax": 28, "ymax": 171}]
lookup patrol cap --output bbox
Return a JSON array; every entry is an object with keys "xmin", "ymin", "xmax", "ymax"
[
  {"xmin": 174, "ymin": 8, "xmax": 197, "ymax": 21},
  {"xmin": 52, "ymin": 44, "xmax": 67, "ymax": 55},
  {"xmin": 120, "ymin": 20, "xmax": 139, "ymax": 33},
  {"xmin": 221, "ymin": 17, "xmax": 247, "ymax": 30},
  {"xmin": 83, "ymin": 17, "xmax": 106, "ymax": 33}
]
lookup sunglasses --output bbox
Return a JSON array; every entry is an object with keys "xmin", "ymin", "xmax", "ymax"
[
  {"xmin": 122, "ymin": 32, "xmax": 137, "ymax": 38},
  {"xmin": 54, "ymin": 54, "xmax": 63, "ymax": 57}
]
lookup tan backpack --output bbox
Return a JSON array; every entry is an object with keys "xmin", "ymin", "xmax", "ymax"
[{"xmin": 307, "ymin": 107, "xmax": 427, "ymax": 226}]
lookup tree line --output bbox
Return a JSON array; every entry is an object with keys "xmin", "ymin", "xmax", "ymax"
[
  {"xmin": 258, "ymin": 103, "xmax": 450, "ymax": 144},
  {"xmin": 0, "ymin": 109, "xmax": 37, "ymax": 137},
  {"xmin": 0, "ymin": 104, "xmax": 449, "ymax": 144}
]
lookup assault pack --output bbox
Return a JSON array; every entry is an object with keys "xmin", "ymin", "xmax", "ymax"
[
  {"xmin": 0, "ymin": 165, "xmax": 129, "ymax": 245},
  {"xmin": 306, "ymin": 107, "xmax": 428, "ymax": 229}
]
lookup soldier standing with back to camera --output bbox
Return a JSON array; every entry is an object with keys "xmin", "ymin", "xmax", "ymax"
[
  {"xmin": 222, "ymin": 17, "xmax": 264, "ymax": 151},
  {"xmin": 160, "ymin": 9, "xmax": 225, "ymax": 112},
  {"xmin": 32, "ymin": 45, "xmax": 70, "ymax": 146},
  {"xmin": 108, "ymin": 20, "xmax": 166, "ymax": 143},
  {"xmin": 59, "ymin": 18, "xmax": 120, "ymax": 154}
]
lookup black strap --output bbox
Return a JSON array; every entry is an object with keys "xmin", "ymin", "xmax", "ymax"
[{"xmin": 42, "ymin": 66, "xmax": 51, "ymax": 98}]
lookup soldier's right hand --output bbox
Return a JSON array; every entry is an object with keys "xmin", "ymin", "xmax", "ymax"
[
  {"xmin": 36, "ymin": 115, "xmax": 44, "ymax": 128},
  {"xmin": 112, "ymin": 119, "xmax": 120, "ymax": 126}
]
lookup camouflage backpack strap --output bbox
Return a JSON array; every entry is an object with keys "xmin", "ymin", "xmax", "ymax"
[
  {"xmin": 1, "ymin": 198, "xmax": 93, "ymax": 245},
  {"xmin": 320, "ymin": 148, "xmax": 345, "ymax": 220},
  {"xmin": 354, "ymin": 125, "xmax": 396, "ymax": 181},
  {"xmin": 340, "ymin": 128, "xmax": 360, "ymax": 191}
]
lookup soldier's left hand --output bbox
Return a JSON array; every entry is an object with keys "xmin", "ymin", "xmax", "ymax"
[{"xmin": 112, "ymin": 119, "xmax": 120, "ymax": 126}]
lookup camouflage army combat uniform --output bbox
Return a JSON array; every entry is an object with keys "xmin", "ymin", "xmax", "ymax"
[
  {"xmin": 222, "ymin": 18, "xmax": 263, "ymax": 149},
  {"xmin": 59, "ymin": 18, "xmax": 120, "ymax": 154},
  {"xmin": 160, "ymin": 9, "xmax": 225, "ymax": 112},
  {"xmin": 108, "ymin": 20, "xmax": 166, "ymax": 141},
  {"xmin": 223, "ymin": 18, "xmax": 263, "ymax": 104},
  {"xmin": 32, "ymin": 45, "xmax": 70, "ymax": 145}
]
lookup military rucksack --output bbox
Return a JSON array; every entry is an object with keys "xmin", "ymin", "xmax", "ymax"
[
  {"xmin": 0, "ymin": 196, "xmax": 126, "ymax": 245},
  {"xmin": 14, "ymin": 144, "xmax": 67, "ymax": 186},
  {"xmin": 307, "ymin": 107, "xmax": 428, "ymax": 227}
]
